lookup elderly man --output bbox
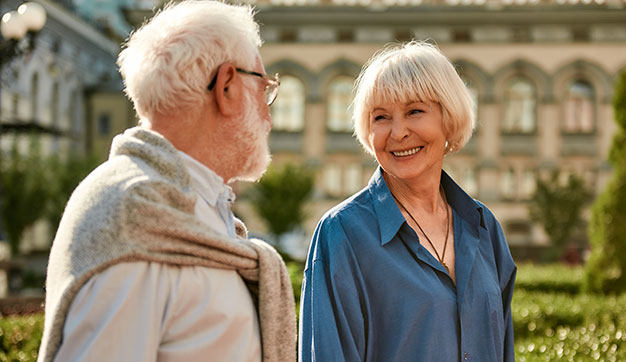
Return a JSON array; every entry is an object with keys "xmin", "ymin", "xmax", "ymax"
[{"xmin": 38, "ymin": 1, "xmax": 295, "ymax": 361}]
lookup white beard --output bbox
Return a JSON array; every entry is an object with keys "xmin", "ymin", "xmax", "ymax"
[{"xmin": 229, "ymin": 91, "xmax": 272, "ymax": 183}]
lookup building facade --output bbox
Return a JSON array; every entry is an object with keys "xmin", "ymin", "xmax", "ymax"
[
  {"xmin": 0, "ymin": 0, "xmax": 130, "ymax": 252},
  {"xmin": 101, "ymin": 0, "xmax": 626, "ymax": 259},
  {"xmin": 225, "ymin": 0, "xmax": 626, "ymax": 259}
]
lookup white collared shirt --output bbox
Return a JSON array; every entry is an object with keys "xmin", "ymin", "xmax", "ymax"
[
  {"xmin": 178, "ymin": 151, "xmax": 237, "ymax": 239},
  {"xmin": 54, "ymin": 152, "xmax": 261, "ymax": 362}
]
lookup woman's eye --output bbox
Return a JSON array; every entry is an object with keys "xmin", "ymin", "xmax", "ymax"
[
  {"xmin": 408, "ymin": 109, "xmax": 423, "ymax": 115},
  {"xmin": 373, "ymin": 115, "xmax": 387, "ymax": 121}
]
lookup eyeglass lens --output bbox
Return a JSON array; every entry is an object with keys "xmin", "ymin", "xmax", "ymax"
[{"xmin": 265, "ymin": 74, "xmax": 279, "ymax": 106}]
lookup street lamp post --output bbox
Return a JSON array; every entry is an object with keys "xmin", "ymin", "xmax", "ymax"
[
  {"xmin": 1, "ymin": 2, "xmax": 46, "ymax": 65},
  {"xmin": 0, "ymin": 2, "xmax": 47, "ymax": 245}
]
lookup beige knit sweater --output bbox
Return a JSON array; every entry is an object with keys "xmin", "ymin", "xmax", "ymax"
[{"xmin": 38, "ymin": 127, "xmax": 296, "ymax": 362}]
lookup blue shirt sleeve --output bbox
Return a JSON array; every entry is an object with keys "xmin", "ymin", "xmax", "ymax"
[
  {"xmin": 481, "ymin": 204, "xmax": 517, "ymax": 362},
  {"xmin": 299, "ymin": 216, "xmax": 368, "ymax": 362},
  {"xmin": 503, "ymin": 266, "xmax": 516, "ymax": 362}
]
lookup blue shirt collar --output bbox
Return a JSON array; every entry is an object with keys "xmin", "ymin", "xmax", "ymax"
[{"xmin": 367, "ymin": 166, "xmax": 484, "ymax": 246}]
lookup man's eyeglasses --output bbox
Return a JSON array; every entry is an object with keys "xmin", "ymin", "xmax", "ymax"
[{"xmin": 208, "ymin": 67, "xmax": 280, "ymax": 106}]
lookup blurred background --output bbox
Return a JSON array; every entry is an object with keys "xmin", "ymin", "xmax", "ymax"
[{"xmin": 1, "ymin": 0, "xmax": 626, "ymax": 360}]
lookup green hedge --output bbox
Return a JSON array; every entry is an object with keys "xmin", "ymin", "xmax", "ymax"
[
  {"xmin": 515, "ymin": 262, "xmax": 583, "ymax": 294},
  {"xmin": 0, "ymin": 314, "xmax": 43, "ymax": 361},
  {"xmin": 514, "ymin": 264, "xmax": 626, "ymax": 361}
]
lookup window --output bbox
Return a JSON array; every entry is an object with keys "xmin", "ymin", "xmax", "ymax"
[
  {"xmin": 327, "ymin": 76, "xmax": 354, "ymax": 132},
  {"xmin": 324, "ymin": 164, "xmax": 342, "ymax": 197},
  {"xmin": 501, "ymin": 168, "xmax": 516, "ymax": 200},
  {"xmin": 502, "ymin": 77, "xmax": 536, "ymax": 134},
  {"xmin": 51, "ymin": 82, "xmax": 59, "ymax": 128},
  {"xmin": 505, "ymin": 221, "xmax": 531, "ymax": 245},
  {"xmin": 11, "ymin": 94, "xmax": 19, "ymax": 119},
  {"xmin": 69, "ymin": 90, "xmax": 78, "ymax": 131},
  {"xmin": 30, "ymin": 73, "xmax": 39, "ymax": 121},
  {"xmin": 462, "ymin": 167, "xmax": 478, "ymax": 196},
  {"xmin": 97, "ymin": 113, "xmax": 111, "ymax": 136},
  {"xmin": 462, "ymin": 77, "xmax": 479, "ymax": 129},
  {"xmin": 271, "ymin": 75, "xmax": 304, "ymax": 131},
  {"xmin": 520, "ymin": 169, "xmax": 536, "ymax": 199},
  {"xmin": 500, "ymin": 167, "xmax": 535, "ymax": 200},
  {"xmin": 323, "ymin": 163, "xmax": 365, "ymax": 197},
  {"xmin": 344, "ymin": 164, "xmax": 362, "ymax": 194},
  {"xmin": 564, "ymin": 80, "xmax": 594, "ymax": 133}
]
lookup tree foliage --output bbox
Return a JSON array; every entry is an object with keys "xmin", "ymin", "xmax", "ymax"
[
  {"xmin": 584, "ymin": 70, "xmax": 626, "ymax": 294},
  {"xmin": 0, "ymin": 137, "xmax": 99, "ymax": 256},
  {"xmin": 0, "ymin": 138, "xmax": 50, "ymax": 256},
  {"xmin": 44, "ymin": 152, "xmax": 99, "ymax": 232},
  {"xmin": 250, "ymin": 163, "xmax": 314, "ymax": 237},
  {"xmin": 528, "ymin": 171, "xmax": 591, "ymax": 259}
]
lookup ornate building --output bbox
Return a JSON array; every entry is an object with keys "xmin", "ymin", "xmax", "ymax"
[{"xmin": 229, "ymin": 0, "xmax": 626, "ymax": 259}]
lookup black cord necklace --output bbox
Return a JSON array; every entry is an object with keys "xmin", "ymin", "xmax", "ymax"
[{"xmin": 391, "ymin": 187, "xmax": 451, "ymax": 274}]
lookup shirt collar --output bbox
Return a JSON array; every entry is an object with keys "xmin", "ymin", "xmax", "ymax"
[
  {"xmin": 367, "ymin": 166, "xmax": 485, "ymax": 246},
  {"xmin": 178, "ymin": 151, "xmax": 235, "ymax": 207}
]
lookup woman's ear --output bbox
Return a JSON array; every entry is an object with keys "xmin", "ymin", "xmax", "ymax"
[{"xmin": 214, "ymin": 63, "xmax": 241, "ymax": 117}]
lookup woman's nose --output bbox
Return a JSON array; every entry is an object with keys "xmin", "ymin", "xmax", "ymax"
[{"xmin": 389, "ymin": 117, "xmax": 409, "ymax": 141}]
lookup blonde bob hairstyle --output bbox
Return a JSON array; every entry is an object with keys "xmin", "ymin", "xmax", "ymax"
[
  {"xmin": 117, "ymin": 0, "xmax": 262, "ymax": 121},
  {"xmin": 352, "ymin": 41, "xmax": 475, "ymax": 155}
]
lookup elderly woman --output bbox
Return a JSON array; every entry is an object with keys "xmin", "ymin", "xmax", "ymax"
[{"xmin": 299, "ymin": 41, "xmax": 516, "ymax": 362}]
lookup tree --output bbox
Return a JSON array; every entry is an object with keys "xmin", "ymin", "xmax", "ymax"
[
  {"xmin": 250, "ymin": 163, "xmax": 314, "ymax": 239},
  {"xmin": 528, "ymin": 171, "xmax": 591, "ymax": 261},
  {"xmin": 0, "ymin": 138, "xmax": 50, "ymax": 256},
  {"xmin": 44, "ymin": 152, "xmax": 99, "ymax": 232},
  {"xmin": 0, "ymin": 135, "xmax": 99, "ymax": 256},
  {"xmin": 584, "ymin": 70, "xmax": 626, "ymax": 294}
]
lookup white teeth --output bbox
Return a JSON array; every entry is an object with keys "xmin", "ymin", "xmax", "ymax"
[{"xmin": 392, "ymin": 147, "xmax": 422, "ymax": 157}]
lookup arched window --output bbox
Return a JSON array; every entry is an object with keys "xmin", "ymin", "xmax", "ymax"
[
  {"xmin": 462, "ymin": 77, "xmax": 479, "ymax": 126},
  {"xmin": 30, "ymin": 73, "xmax": 39, "ymax": 122},
  {"xmin": 501, "ymin": 168, "xmax": 516, "ymax": 200},
  {"xmin": 68, "ymin": 89, "xmax": 78, "ymax": 132},
  {"xmin": 51, "ymin": 82, "xmax": 59, "ymax": 128},
  {"xmin": 502, "ymin": 77, "xmax": 536, "ymax": 133},
  {"xmin": 344, "ymin": 163, "xmax": 363, "ymax": 194},
  {"xmin": 270, "ymin": 75, "xmax": 304, "ymax": 132},
  {"xmin": 11, "ymin": 94, "xmax": 19, "ymax": 119},
  {"xmin": 463, "ymin": 167, "xmax": 478, "ymax": 196},
  {"xmin": 327, "ymin": 75, "xmax": 354, "ymax": 132},
  {"xmin": 324, "ymin": 164, "xmax": 342, "ymax": 197},
  {"xmin": 564, "ymin": 80, "xmax": 594, "ymax": 133},
  {"xmin": 520, "ymin": 169, "xmax": 536, "ymax": 199},
  {"xmin": 323, "ymin": 162, "xmax": 365, "ymax": 197}
]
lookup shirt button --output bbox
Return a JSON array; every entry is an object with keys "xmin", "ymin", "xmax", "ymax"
[{"xmin": 464, "ymin": 352, "xmax": 469, "ymax": 360}]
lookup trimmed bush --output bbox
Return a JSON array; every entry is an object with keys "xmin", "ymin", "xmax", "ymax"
[
  {"xmin": 250, "ymin": 163, "xmax": 314, "ymax": 239},
  {"xmin": 0, "ymin": 314, "xmax": 43, "ymax": 361},
  {"xmin": 584, "ymin": 70, "xmax": 626, "ymax": 294},
  {"xmin": 515, "ymin": 263, "xmax": 582, "ymax": 294}
]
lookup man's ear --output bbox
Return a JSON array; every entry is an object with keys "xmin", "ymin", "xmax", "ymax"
[{"xmin": 214, "ymin": 63, "xmax": 241, "ymax": 117}]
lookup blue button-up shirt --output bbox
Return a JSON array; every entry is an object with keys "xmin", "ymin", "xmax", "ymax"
[{"xmin": 299, "ymin": 167, "xmax": 516, "ymax": 362}]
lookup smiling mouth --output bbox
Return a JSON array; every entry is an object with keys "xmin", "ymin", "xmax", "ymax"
[{"xmin": 391, "ymin": 146, "xmax": 423, "ymax": 157}]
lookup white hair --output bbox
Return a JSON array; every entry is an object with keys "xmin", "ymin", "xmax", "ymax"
[
  {"xmin": 117, "ymin": 0, "xmax": 262, "ymax": 120},
  {"xmin": 352, "ymin": 41, "xmax": 475, "ymax": 155}
]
